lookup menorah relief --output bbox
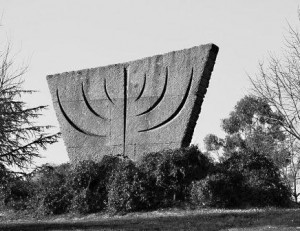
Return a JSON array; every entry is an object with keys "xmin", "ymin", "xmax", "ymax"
[{"xmin": 47, "ymin": 44, "xmax": 218, "ymax": 163}]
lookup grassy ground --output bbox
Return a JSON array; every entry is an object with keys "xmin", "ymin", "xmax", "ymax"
[{"xmin": 0, "ymin": 208, "xmax": 299, "ymax": 230}]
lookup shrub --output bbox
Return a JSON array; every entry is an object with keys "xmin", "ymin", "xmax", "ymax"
[
  {"xmin": 31, "ymin": 164, "xmax": 73, "ymax": 215},
  {"xmin": 0, "ymin": 164, "xmax": 35, "ymax": 210},
  {"xmin": 97, "ymin": 155, "xmax": 122, "ymax": 197},
  {"xmin": 42, "ymin": 184, "xmax": 73, "ymax": 215},
  {"xmin": 69, "ymin": 156, "xmax": 122, "ymax": 214},
  {"xmin": 240, "ymin": 151, "xmax": 291, "ymax": 207},
  {"xmin": 69, "ymin": 188, "xmax": 101, "ymax": 214},
  {"xmin": 139, "ymin": 146, "xmax": 212, "ymax": 208},
  {"xmin": 68, "ymin": 160, "xmax": 102, "ymax": 213},
  {"xmin": 138, "ymin": 152, "xmax": 165, "ymax": 209},
  {"xmin": 189, "ymin": 179, "xmax": 211, "ymax": 207},
  {"xmin": 3, "ymin": 177, "xmax": 35, "ymax": 210},
  {"xmin": 54, "ymin": 163, "xmax": 72, "ymax": 177},
  {"xmin": 154, "ymin": 149, "xmax": 184, "ymax": 203},
  {"xmin": 107, "ymin": 158, "xmax": 146, "ymax": 213},
  {"xmin": 205, "ymin": 171, "xmax": 246, "ymax": 208},
  {"xmin": 69, "ymin": 160, "xmax": 100, "ymax": 191},
  {"xmin": 193, "ymin": 150, "xmax": 292, "ymax": 208},
  {"xmin": 179, "ymin": 145, "xmax": 212, "ymax": 182},
  {"xmin": 0, "ymin": 163, "xmax": 11, "ymax": 186}
]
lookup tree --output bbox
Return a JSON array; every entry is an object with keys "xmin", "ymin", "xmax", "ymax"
[
  {"xmin": 203, "ymin": 134, "xmax": 223, "ymax": 161},
  {"xmin": 191, "ymin": 148, "xmax": 291, "ymax": 208},
  {"xmin": 203, "ymin": 96, "xmax": 292, "ymax": 206},
  {"xmin": 0, "ymin": 44, "xmax": 60, "ymax": 169},
  {"xmin": 249, "ymin": 12, "xmax": 300, "ymax": 141},
  {"xmin": 204, "ymin": 95, "xmax": 290, "ymax": 168},
  {"xmin": 213, "ymin": 149, "xmax": 291, "ymax": 207},
  {"xmin": 249, "ymin": 11, "xmax": 300, "ymax": 202},
  {"xmin": 282, "ymin": 136, "xmax": 300, "ymax": 202}
]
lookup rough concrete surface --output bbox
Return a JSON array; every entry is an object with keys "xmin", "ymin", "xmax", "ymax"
[{"xmin": 47, "ymin": 44, "xmax": 219, "ymax": 163}]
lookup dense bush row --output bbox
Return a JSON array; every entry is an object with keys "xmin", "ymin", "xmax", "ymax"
[
  {"xmin": 190, "ymin": 150, "xmax": 291, "ymax": 208},
  {"xmin": 0, "ymin": 146, "xmax": 292, "ymax": 216}
]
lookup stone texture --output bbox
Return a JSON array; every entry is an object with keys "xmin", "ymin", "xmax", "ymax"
[{"xmin": 47, "ymin": 44, "xmax": 219, "ymax": 163}]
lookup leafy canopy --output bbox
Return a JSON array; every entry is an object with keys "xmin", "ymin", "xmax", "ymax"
[{"xmin": 204, "ymin": 95, "xmax": 289, "ymax": 167}]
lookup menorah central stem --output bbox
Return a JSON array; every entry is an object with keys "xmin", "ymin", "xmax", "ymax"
[{"xmin": 123, "ymin": 67, "xmax": 128, "ymax": 157}]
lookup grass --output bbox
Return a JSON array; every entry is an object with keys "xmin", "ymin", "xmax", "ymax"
[{"xmin": 0, "ymin": 207, "xmax": 299, "ymax": 230}]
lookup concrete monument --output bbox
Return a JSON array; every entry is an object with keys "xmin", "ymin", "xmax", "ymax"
[{"xmin": 47, "ymin": 44, "xmax": 219, "ymax": 163}]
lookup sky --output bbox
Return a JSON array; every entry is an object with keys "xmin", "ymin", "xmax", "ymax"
[{"xmin": 0, "ymin": 0, "xmax": 299, "ymax": 166}]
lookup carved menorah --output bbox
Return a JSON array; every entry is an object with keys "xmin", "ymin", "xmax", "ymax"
[{"xmin": 47, "ymin": 44, "xmax": 218, "ymax": 163}]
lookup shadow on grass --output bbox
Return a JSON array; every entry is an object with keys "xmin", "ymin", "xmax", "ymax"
[{"xmin": 0, "ymin": 208, "xmax": 299, "ymax": 231}]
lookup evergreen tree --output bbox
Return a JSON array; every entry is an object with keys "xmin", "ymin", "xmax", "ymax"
[{"xmin": 0, "ymin": 45, "xmax": 60, "ymax": 168}]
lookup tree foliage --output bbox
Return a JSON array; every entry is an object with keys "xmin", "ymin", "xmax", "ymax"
[
  {"xmin": 0, "ymin": 45, "xmax": 60, "ymax": 168},
  {"xmin": 203, "ymin": 150, "xmax": 291, "ymax": 208},
  {"xmin": 204, "ymin": 95, "xmax": 289, "ymax": 168},
  {"xmin": 139, "ymin": 146, "xmax": 212, "ymax": 208}
]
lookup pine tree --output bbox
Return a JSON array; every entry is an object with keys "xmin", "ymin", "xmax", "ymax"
[{"xmin": 0, "ymin": 45, "xmax": 60, "ymax": 169}]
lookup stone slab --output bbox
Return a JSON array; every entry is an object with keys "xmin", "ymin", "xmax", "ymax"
[{"xmin": 47, "ymin": 44, "xmax": 219, "ymax": 163}]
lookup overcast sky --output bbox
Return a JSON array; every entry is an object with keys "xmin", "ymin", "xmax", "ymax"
[{"xmin": 1, "ymin": 0, "xmax": 299, "ymax": 165}]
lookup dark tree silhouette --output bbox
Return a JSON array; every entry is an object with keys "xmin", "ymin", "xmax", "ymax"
[{"xmin": 0, "ymin": 45, "xmax": 60, "ymax": 169}]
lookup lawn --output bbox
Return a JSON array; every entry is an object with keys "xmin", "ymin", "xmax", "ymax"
[{"xmin": 0, "ymin": 208, "xmax": 299, "ymax": 230}]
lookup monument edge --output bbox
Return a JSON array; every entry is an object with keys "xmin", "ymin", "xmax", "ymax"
[{"xmin": 181, "ymin": 44, "xmax": 219, "ymax": 147}]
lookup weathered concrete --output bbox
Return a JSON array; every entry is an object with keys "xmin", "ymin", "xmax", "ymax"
[{"xmin": 47, "ymin": 44, "xmax": 219, "ymax": 163}]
